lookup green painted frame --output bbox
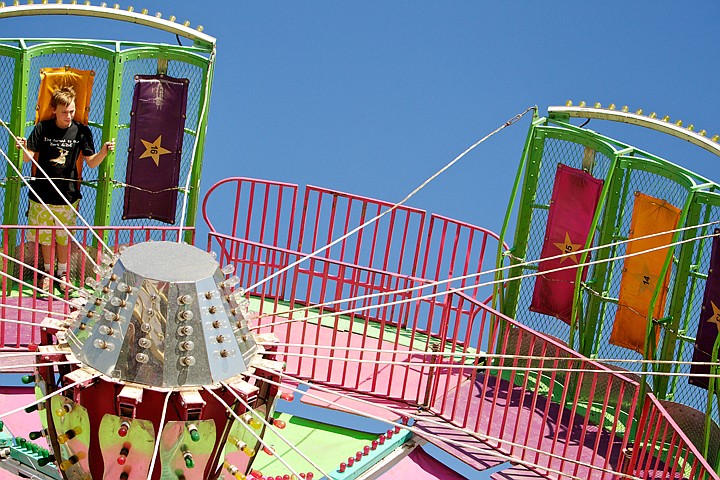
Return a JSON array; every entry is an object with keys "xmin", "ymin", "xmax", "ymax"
[
  {"xmin": 497, "ymin": 109, "xmax": 720, "ymax": 461},
  {"xmin": 0, "ymin": 4, "xmax": 216, "ymax": 244}
]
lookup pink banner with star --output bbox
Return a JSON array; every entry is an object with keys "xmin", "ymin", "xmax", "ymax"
[
  {"xmin": 123, "ymin": 74, "xmax": 189, "ymax": 224},
  {"xmin": 610, "ymin": 193, "xmax": 680, "ymax": 355},
  {"xmin": 530, "ymin": 163, "xmax": 604, "ymax": 324},
  {"xmin": 689, "ymin": 228, "xmax": 720, "ymax": 390}
]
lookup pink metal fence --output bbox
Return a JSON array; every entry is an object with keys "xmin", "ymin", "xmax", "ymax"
[
  {"xmin": 202, "ymin": 177, "xmax": 298, "ymax": 250},
  {"xmin": 198, "ymin": 176, "xmax": 717, "ymax": 479},
  {"xmin": 625, "ymin": 397, "xmax": 715, "ymax": 479},
  {"xmin": 0, "ymin": 175, "xmax": 715, "ymax": 478},
  {"xmin": 0, "ymin": 225, "xmax": 193, "ymax": 348},
  {"xmin": 420, "ymin": 213, "xmax": 499, "ymax": 296},
  {"xmin": 209, "ymin": 231, "xmax": 717, "ymax": 479},
  {"xmin": 298, "ymin": 185, "xmax": 427, "ymax": 277}
]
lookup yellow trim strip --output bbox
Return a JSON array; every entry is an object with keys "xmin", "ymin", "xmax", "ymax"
[
  {"xmin": 0, "ymin": 3, "xmax": 216, "ymax": 46},
  {"xmin": 548, "ymin": 105, "xmax": 720, "ymax": 158}
]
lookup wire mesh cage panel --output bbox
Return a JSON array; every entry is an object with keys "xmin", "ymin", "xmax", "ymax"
[
  {"xmin": 0, "ymin": 33, "xmax": 214, "ymax": 247},
  {"xmin": 510, "ymin": 134, "xmax": 613, "ymax": 343},
  {"xmin": 501, "ymin": 114, "xmax": 720, "ymax": 433}
]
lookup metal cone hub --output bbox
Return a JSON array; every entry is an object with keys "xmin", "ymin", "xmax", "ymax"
[{"xmin": 67, "ymin": 241, "xmax": 256, "ymax": 387}]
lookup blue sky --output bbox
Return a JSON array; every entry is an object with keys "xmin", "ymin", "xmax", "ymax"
[
  {"xmin": 2, "ymin": 1, "xmax": 720, "ymax": 238},
  {"xmin": 0, "ymin": 4, "xmax": 719, "ymax": 475}
]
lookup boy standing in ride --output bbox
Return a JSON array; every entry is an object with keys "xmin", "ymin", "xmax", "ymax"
[{"xmin": 16, "ymin": 86, "xmax": 114, "ymax": 293}]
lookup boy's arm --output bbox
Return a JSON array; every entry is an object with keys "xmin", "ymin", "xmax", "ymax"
[
  {"xmin": 84, "ymin": 140, "xmax": 115, "ymax": 168},
  {"xmin": 15, "ymin": 138, "xmax": 37, "ymax": 163}
]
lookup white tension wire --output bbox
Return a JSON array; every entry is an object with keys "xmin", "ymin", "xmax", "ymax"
[
  {"xmin": 257, "ymin": 217, "xmax": 720, "ymax": 327},
  {"xmin": 244, "ymin": 107, "xmax": 536, "ymax": 293}
]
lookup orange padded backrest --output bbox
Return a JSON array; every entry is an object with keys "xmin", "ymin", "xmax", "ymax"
[{"xmin": 35, "ymin": 66, "xmax": 95, "ymax": 125}]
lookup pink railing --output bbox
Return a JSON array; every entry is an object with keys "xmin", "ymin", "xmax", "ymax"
[
  {"xmin": 202, "ymin": 177, "xmax": 298, "ymax": 251},
  {"xmin": 203, "ymin": 178, "xmax": 505, "ymax": 283},
  {"xmin": 201, "ymin": 177, "xmax": 717, "ymax": 478},
  {"xmin": 0, "ymin": 175, "xmax": 714, "ymax": 478},
  {"xmin": 208, "ymin": 230, "xmax": 718, "ymax": 479},
  {"xmin": 298, "ymin": 185, "xmax": 427, "ymax": 277},
  {"xmin": 624, "ymin": 397, "xmax": 715, "ymax": 479},
  {"xmin": 0, "ymin": 225, "xmax": 193, "ymax": 348}
]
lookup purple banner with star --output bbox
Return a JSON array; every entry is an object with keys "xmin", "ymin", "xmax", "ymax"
[
  {"xmin": 123, "ymin": 74, "xmax": 189, "ymax": 224},
  {"xmin": 690, "ymin": 228, "xmax": 720, "ymax": 390},
  {"xmin": 530, "ymin": 163, "xmax": 604, "ymax": 324}
]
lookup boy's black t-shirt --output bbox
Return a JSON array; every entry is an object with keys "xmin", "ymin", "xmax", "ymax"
[{"xmin": 27, "ymin": 119, "xmax": 95, "ymax": 205}]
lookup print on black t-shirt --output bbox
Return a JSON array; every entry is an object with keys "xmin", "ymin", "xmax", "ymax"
[{"xmin": 26, "ymin": 119, "xmax": 96, "ymax": 205}]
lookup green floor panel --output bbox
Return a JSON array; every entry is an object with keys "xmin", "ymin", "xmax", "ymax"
[
  {"xmin": 251, "ymin": 297, "xmax": 480, "ymax": 364},
  {"xmin": 251, "ymin": 412, "xmax": 378, "ymax": 478}
]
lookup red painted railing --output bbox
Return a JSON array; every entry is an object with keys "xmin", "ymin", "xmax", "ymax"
[
  {"xmin": 0, "ymin": 176, "xmax": 715, "ymax": 478},
  {"xmin": 209, "ymin": 231, "xmax": 717, "ymax": 479},
  {"xmin": 203, "ymin": 178, "xmax": 504, "ymax": 283},
  {"xmin": 200, "ymin": 178, "xmax": 716, "ymax": 479},
  {"xmin": 202, "ymin": 177, "xmax": 298, "ymax": 250},
  {"xmin": 298, "ymin": 185, "xmax": 427, "ymax": 277}
]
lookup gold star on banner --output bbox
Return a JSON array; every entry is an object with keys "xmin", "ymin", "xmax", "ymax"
[
  {"xmin": 632, "ymin": 263, "xmax": 657, "ymax": 295},
  {"xmin": 139, "ymin": 135, "xmax": 171, "ymax": 166},
  {"xmin": 553, "ymin": 232, "xmax": 582, "ymax": 264},
  {"xmin": 708, "ymin": 301, "xmax": 720, "ymax": 331}
]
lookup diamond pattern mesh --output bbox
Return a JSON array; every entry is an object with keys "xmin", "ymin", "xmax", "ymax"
[
  {"xmin": 0, "ymin": 40, "xmax": 211, "ymax": 247},
  {"xmin": 510, "ymin": 124, "xmax": 720, "ymax": 426},
  {"xmin": 0, "ymin": 52, "xmax": 15, "ymax": 216},
  {"xmin": 513, "ymin": 136, "xmax": 612, "ymax": 342},
  {"xmin": 667, "ymin": 201, "xmax": 720, "ymax": 424}
]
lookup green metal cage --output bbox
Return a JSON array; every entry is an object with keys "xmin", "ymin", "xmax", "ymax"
[
  {"xmin": 497, "ymin": 105, "xmax": 720, "ymax": 465},
  {"xmin": 0, "ymin": 3, "xmax": 216, "ymax": 245}
]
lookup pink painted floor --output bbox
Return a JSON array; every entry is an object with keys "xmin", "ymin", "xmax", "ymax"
[
  {"xmin": 256, "ymin": 316, "xmax": 626, "ymax": 478},
  {"xmin": 378, "ymin": 448, "xmax": 468, "ymax": 479},
  {"xmin": 0, "ymin": 300, "xmax": 628, "ymax": 479}
]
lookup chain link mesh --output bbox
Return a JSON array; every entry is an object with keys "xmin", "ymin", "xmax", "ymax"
[
  {"xmin": 514, "ymin": 137, "xmax": 612, "ymax": 344},
  {"xmin": 0, "ymin": 53, "xmax": 14, "ymax": 214},
  {"xmin": 0, "ymin": 40, "xmax": 211, "ymax": 247},
  {"xmin": 592, "ymin": 165, "xmax": 689, "ymax": 392},
  {"xmin": 668, "ymin": 201, "xmax": 720, "ymax": 425},
  {"xmin": 512, "ymin": 126, "xmax": 720, "ymax": 427}
]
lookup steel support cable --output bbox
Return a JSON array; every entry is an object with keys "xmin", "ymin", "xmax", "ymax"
[
  {"xmin": 249, "ymin": 370, "xmax": 639, "ymax": 480},
  {"xmin": 220, "ymin": 381, "xmax": 331, "ymax": 479},
  {"xmin": 146, "ymin": 390, "xmax": 172, "ymax": 480},
  {"xmin": 263, "ymin": 351, "xmax": 720, "ymax": 379},
  {"xmin": 0, "ymin": 260, "xmax": 78, "ymax": 306},
  {"xmin": 0, "ymin": 301, "xmax": 73, "ymax": 318},
  {"xmin": 204, "ymin": 387, "xmax": 305, "ymax": 479},
  {"xmin": 257, "ymin": 343, "xmax": 720, "ymax": 368},
  {"xmin": 0, "ymin": 317, "xmax": 61, "ymax": 328},
  {"xmin": 0, "ymin": 360, "xmax": 79, "ymax": 370},
  {"xmin": 0, "ymin": 372, "xmax": 101, "ymax": 420},
  {"xmin": 258, "ymin": 218, "xmax": 720, "ymax": 324},
  {"xmin": 254, "ymin": 229, "xmax": 720, "ymax": 331},
  {"xmin": 0, "ymin": 175, "xmax": 190, "ymax": 194},
  {"xmin": 0, "ymin": 248, "xmax": 81, "ymax": 296},
  {"xmin": 177, "ymin": 47, "xmax": 216, "ymax": 241},
  {"xmin": 244, "ymin": 107, "xmax": 536, "ymax": 294},
  {"xmin": 0, "ymin": 351, "xmax": 67, "ymax": 358}
]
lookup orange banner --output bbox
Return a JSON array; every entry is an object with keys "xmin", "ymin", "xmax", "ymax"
[
  {"xmin": 36, "ymin": 67, "xmax": 95, "ymax": 125},
  {"xmin": 610, "ymin": 193, "xmax": 681, "ymax": 355}
]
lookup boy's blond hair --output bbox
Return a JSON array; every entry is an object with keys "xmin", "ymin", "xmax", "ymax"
[{"xmin": 50, "ymin": 86, "xmax": 76, "ymax": 108}]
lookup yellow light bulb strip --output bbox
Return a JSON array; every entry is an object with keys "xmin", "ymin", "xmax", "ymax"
[
  {"xmin": 553, "ymin": 101, "xmax": 720, "ymax": 158},
  {"xmin": 0, "ymin": 0, "xmax": 215, "ymax": 46}
]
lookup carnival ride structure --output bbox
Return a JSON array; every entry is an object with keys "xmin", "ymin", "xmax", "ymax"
[{"xmin": 0, "ymin": 3, "xmax": 719, "ymax": 480}]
